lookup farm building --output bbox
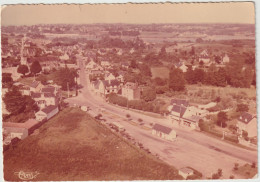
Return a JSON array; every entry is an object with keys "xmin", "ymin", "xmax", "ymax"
[
  {"xmin": 152, "ymin": 124, "xmax": 176, "ymax": 141},
  {"xmin": 3, "ymin": 119, "xmax": 40, "ymax": 142}
]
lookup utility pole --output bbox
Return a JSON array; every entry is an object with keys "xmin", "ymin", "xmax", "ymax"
[
  {"xmin": 67, "ymin": 82, "xmax": 69, "ymax": 98},
  {"xmin": 75, "ymin": 77, "xmax": 78, "ymax": 96}
]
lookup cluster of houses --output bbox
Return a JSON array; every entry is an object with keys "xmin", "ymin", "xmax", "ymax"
[
  {"xmin": 86, "ymin": 59, "xmax": 141, "ymax": 100},
  {"xmin": 167, "ymin": 99, "xmax": 210, "ymax": 130},
  {"xmin": 2, "ymin": 80, "xmax": 61, "ymax": 150},
  {"xmin": 174, "ymin": 49, "xmax": 230, "ymax": 73},
  {"xmin": 165, "ymin": 98, "xmax": 257, "ymax": 144}
]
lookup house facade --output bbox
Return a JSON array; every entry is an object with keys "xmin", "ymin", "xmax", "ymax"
[{"xmin": 121, "ymin": 82, "xmax": 140, "ymax": 100}]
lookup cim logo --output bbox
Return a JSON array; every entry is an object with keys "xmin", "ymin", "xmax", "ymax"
[{"xmin": 14, "ymin": 170, "xmax": 39, "ymax": 180}]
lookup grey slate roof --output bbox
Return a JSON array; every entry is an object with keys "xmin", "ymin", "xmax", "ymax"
[
  {"xmin": 30, "ymin": 81, "xmax": 40, "ymax": 88},
  {"xmin": 42, "ymin": 86, "xmax": 55, "ymax": 93},
  {"xmin": 172, "ymin": 105, "xmax": 187, "ymax": 117},
  {"xmin": 31, "ymin": 92, "xmax": 41, "ymax": 98},
  {"xmin": 42, "ymin": 105, "xmax": 58, "ymax": 114},
  {"xmin": 171, "ymin": 99, "xmax": 189, "ymax": 107},
  {"xmin": 238, "ymin": 112, "xmax": 255, "ymax": 124},
  {"xmin": 152, "ymin": 124, "xmax": 172, "ymax": 134}
]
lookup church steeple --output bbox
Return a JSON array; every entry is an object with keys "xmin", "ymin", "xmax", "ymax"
[{"xmin": 20, "ymin": 35, "xmax": 28, "ymax": 66}]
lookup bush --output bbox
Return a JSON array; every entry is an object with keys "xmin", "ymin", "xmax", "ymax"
[
  {"xmin": 138, "ymin": 118, "xmax": 143, "ymax": 122},
  {"xmin": 233, "ymin": 163, "xmax": 239, "ymax": 171},
  {"xmin": 251, "ymin": 162, "xmax": 256, "ymax": 168}
]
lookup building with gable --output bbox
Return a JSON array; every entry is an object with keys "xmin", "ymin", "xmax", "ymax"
[
  {"xmin": 121, "ymin": 82, "xmax": 141, "ymax": 100},
  {"xmin": 152, "ymin": 124, "xmax": 176, "ymax": 141},
  {"xmin": 237, "ymin": 112, "xmax": 257, "ymax": 138}
]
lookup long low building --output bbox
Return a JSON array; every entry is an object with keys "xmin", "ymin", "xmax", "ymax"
[
  {"xmin": 152, "ymin": 124, "xmax": 176, "ymax": 141},
  {"xmin": 3, "ymin": 119, "xmax": 40, "ymax": 144}
]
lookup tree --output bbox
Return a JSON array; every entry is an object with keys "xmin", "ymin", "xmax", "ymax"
[
  {"xmin": 233, "ymin": 163, "xmax": 239, "ymax": 171},
  {"xmin": 159, "ymin": 46, "xmax": 167, "ymax": 58},
  {"xmin": 217, "ymin": 169, "xmax": 223, "ymax": 177},
  {"xmin": 3, "ymin": 86, "xmax": 38, "ymax": 115},
  {"xmin": 54, "ymin": 67, "xmax": 78, "ymax": 90},
  {"xmin": 190, "ymin": 46, "xmax": 195, "ymax": 55},
  {"xmin": 242, "ymin": 67, "xmax": 253, "ymax": 88},
  {"xmin": 17, "ymin": 64, "xmax": 29, "ymax": 76},
  {"xmin": 153, "ymin": 77, "xmax": 166, "ymax": 86},
  {"xmin": 139, "ymin": 64, "xmax": 152, "ymax": 77},
  {"xmin": 236, "ymin": 103, "xmax": 249, "ymax": 113},
  {"xmin": 185, "ymin": 66, "xmax": 195, "ymax": 84},
  {"xmin": 169, "ymin": 68, "xmax": 186, "ymax": 91},
  {"xmin": 214, "ymin": 55, "xmax": 221, "ymax": 64},
  {"xmin": 251, "ymin": 162, "xmax": 256, "ymax": 168},
  {"xmin": 130, "ymin": 59, "xmax": 137, "ymax": 68},
  {"xmin": 30, "ymin": 60, "xmax": 42, "ymax": 75},
  {"xmin": 215, "ymin": 68, "xmax": 227, "ymax": 87},
  {"xmin": 142, "ymin": 88, "xmax": 156, "ymax": 102},
  {"xmin": 2, "ymin": 73, "xmax": 13, "ymax": 87},
  {"xmin": 193, "ymin": 68, "xmax": 205, "ymax": 83},
  {"xmin": 217, "ymin": 111, "xmax": 228, "ymax": 128}
]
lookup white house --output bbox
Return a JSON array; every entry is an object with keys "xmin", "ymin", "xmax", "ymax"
[
  {"xmin": 85, "ymin": 60, "xmax": 98, "ymax": 70},
  {"xmin": 237, "ymin": 112, "xmax": 257, "ymax": 138},
  {"xmin": 35, "ymin": 105, "xmax": 59, "ymax": 121},
  {"xmin": 105, "ymin": 73, "xmax": 116, "ymax": 81},
  {"xmin": 152, "ymin": 124, "xmax": 176, "ymax": 141},
  {"xmin": 222, "ymin": 54, "xmax": 230, "ymax": 64},
  {"xmin": 116, "ymin": 73, "xmax": 124, "ymax": 82},
  {"xmin": 175, "ymin": 61, "xmax": 188, "ymax": 72},
  {"xmin": 100, "ymin": 60, "xmax": 111, "ymax": 68},
  {"xmin": 178, "ymin": 167, "xmax": 194, "ymax": 179},
  {"xmin": 59, "ymin": 53, "xmax": 69, "ymax": 60},
  {"xmin": 121, "ymin": 82, "xmax": 140, "ymax": 100},
  {"xmin": 199, "ymin": 50, "xmax": 210, "ymax": 64},
  {"xmin": 31, "ymin": 92, "xmax": 57, "ymax": 109},
  {"xmin": 92, "ymin": 79, "xmax": 121, "ymax": 97}
]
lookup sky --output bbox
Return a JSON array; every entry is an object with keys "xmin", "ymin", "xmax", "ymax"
[{"xmin": 1, "ymin": 2, "xmax": 255, "ymax": 26}]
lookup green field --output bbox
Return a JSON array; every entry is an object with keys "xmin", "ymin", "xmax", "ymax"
[
  {"xmin": 4, "ymin": 107, "xmax": 182, "ymax": 181},
  {"xmin": 151, "ymin": 67, "xmax": 169, "ymax": 79}
]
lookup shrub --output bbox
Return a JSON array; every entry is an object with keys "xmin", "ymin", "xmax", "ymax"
[
  {"xmin": 251, "ymin": 162, "xmax": 256, "ymax": 168},
  {"xmin": 233, "ymin": 163, "xmax": 239, "ymax": 171}
]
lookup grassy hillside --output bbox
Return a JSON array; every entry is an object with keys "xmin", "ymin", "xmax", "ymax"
[{"xmin": 4, "ymin": 107, "xmax": 182, "ymax": 181}]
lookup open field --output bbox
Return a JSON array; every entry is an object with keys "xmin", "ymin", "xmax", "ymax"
[
  {"xmin": 151, "ymin": 67, "xmax": 169, "ymax": 79},
  {"xmin": 3, "ymin": 107, "xmax": 182, "ymax": 181}
]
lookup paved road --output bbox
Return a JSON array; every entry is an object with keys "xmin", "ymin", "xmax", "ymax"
[{"xmin": 66, "ymin": 56, "xmax": 257, "ymax": 179}]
